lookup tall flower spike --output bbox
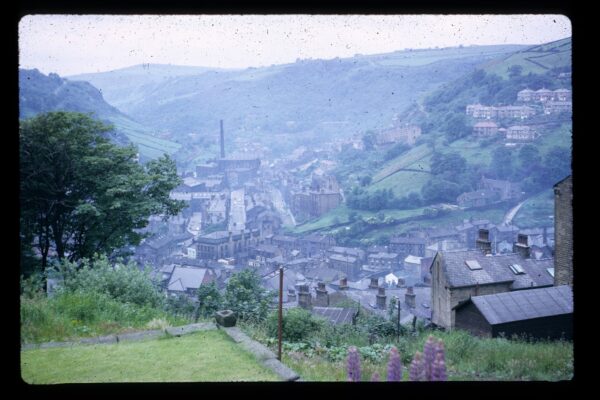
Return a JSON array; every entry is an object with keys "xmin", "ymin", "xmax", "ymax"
[
  {"xmin": 436, "ymin": 339, "xmax": 446, "ymax": 365},
  {"xmin": 387, "ymin": 346, "xmax": 403, "ymax": 381},
  {"xmin": 347, "ymin": 346, "xmax": 361, "ymax": 382},
  {"xmin": 409, "ymin": 351, "xmax": 426, "ymax": 381},
  {"xmin": 432, "ymin": 353, "xmax": 447, "ymax": 381},
  {"xmin": 371, "ymin": 371, "xmax": 380, "ymax": 382},
  {"xmin": 423, "ymin": 335, "xmax": 436, "ymax": 380}
]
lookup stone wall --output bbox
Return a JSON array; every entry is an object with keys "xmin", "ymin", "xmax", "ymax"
[{"xmin": 554, "ymin": 176, "xmax": 573, "ymax": 286}]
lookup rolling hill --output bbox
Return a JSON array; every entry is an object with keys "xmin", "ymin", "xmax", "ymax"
[
  {"xmin": 19, "ymin": 68, "xmax": 181, "ymax": 161},
  {"xmin": 67, "ymin": 45, "xmax": 527, "ymax": 155}
]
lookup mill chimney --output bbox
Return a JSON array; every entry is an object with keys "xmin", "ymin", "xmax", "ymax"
[
  {"xmin": 220, "ymin": 119, "xmax": 225, "ymax": 159},
  {"xmin": 297, "ymin": 284, "xmax": 312, "ymax": 309}
]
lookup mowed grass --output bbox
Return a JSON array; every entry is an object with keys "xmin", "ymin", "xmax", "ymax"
[{"xmin": 21, "ymin": 330, "xmax": 280, "ymax": 383}]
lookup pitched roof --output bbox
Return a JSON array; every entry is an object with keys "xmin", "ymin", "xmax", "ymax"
[
  {"xmin": 439, "ymin": 250, "xmax": 554, "ymax": 289},
  {"xmin": 466, "ymin": 285, "xmax": 573, "ymax": 325},
  {"xmin": 390, "ymin": 236, "xmax": 427, "ymax": 245},
  {"xmin": 167, "ymin": 266, "xmax": 210, "ymax": 291},
  {"xmin": 311, "ymin": 307, "xmax": 358, "ymax": 325},
  {"xmin": 404, "ymin": 255, "xmax": 422, "ymax": 264},
  {"xmin": 329, "ymin": 254, "xmax": 358, "ymax": 263}
]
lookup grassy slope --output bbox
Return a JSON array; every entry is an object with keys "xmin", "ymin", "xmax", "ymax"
[
  {"xmin": 483, "ymin": 37, "xmax": 571, "ymax": 79},
  {"xmin": 21, "ymin": 330, "xmax": 280, "ymax": 383},
  {"xmin": 513, "ymin": 188, "xmax": 554, "ymax": 228}
]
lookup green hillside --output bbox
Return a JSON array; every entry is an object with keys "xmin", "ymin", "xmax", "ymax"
[
  {"xmin": 70, "ymin": 45, "xmax": 526, "ymax": 154},
  {"xmin": 483, "ymin": 37, "xmax": 571, "ymax": 79},
  {"xmin": 19, "ymin": 68, "xmax": 181, "ymax": 161}
]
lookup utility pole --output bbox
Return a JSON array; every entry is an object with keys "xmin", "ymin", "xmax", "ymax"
[
  {"xmin": 396, "ymin": 296, "xmax": 401, "ymax": 342},
  {"xmin": 277, "ymin": 266, "xmax": 283, "ymax": 361}
]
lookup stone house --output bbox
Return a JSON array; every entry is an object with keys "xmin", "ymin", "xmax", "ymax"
[
  {"xmin": 430, "ymin": 247, "xmax": 554, "ymax": 330},
  {"xmin": 389, "ymin": 236, "xmax": 427, "ymax": 258},
  {"xmin": 479, "ymin": 177, "xmax": 523, "ymax": 201},
  {"xmin": 544, "ymin": 101, "xmax": 572, "ymax": 115},
  {"xmin": 368, "ymin": 252, "xmax": 400, "ymax": 270},
  {"xmin": 195, "ymin": 229, "xmax": 261, "ymax": 260},
  {"xmin": 328, "ymin": 254, "xmax": 362, "ymax": 280},
  {"xmin": 457, "ymin": 189, "xmax": 499, "ymax": 208},
  {"xmin": 166, "ymin": 266, "xmax": 216, "ymax": 297},
  {"xmin": 473, "ymin": 121, "xmax": 498, "ymax": 137},
  {"xmin": 506, "ymin": 125, "xmax": 536, "ymax": 141}
]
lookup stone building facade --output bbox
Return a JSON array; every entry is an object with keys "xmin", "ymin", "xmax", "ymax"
[{"xmin": 554, "ymin": 176, "xmax": 573, "ymax": 286}]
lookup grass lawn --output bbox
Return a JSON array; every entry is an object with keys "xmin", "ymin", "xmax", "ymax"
[{"xmin": 21, "ymin": 330, "xmax": 280, "ymax": 383}]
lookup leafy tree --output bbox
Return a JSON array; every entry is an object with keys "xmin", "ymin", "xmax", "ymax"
[
  {"xmin": 359, "ymin": 175, "xmax": 372, "ymax": 187},
  {"xmin": 224, "ymin": 269, "xmax": 273, "ymax": 323},
  {"xmin": 266, "ymin": 308, "xmax": 325, "ymax": 341},
  {"xmin": 490, "ymin": 147, "xmax": 514, "ymax": 179},
  {"xmin": 508, "ymin": 65, "xmax": 523, "ymax": 79},
  {"xmin": 518, "ymin": 145, "xmax": 541, "ymax": 168},
  {"xmin": 421, "ymin": 178, "xmax": 462, "ymax": 204},
  {"xmin": 430, "ymin": 152, "xmax": 467, "ymax": 182},
  {"xmin": 362, "ymin": 131, "xmax": 377, "ymax": 151},
  {"xmin": 197, "ymin": 281, "xmax": 223, "ymax": 318},
  {"xmin": 20, "ymin": 112, "xmax": 185, "ymax": 270},
  {"xmin": 544, "ymin": 146, "xmax": 571, "ymax": 184}
]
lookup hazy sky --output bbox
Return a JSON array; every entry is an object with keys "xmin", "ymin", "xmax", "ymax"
[{"xmin": 19, "ymin": 14, "xmax": 571, "ymax": 76}]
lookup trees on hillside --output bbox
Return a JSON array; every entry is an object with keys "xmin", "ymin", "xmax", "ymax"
[{"xmin": 20, "ymin": 111, "xmax": 185, "ymax": 271}]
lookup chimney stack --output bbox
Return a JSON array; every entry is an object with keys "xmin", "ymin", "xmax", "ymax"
[
  {"xmin": 339, "ymin": 277, "xmax": 349, "ymax": 290},
  {"xmin": 315, "ymin": 282, "xmax": 329, "ymax": 307},
  {"xmin": 513, "ymin": 234, "xmax": 531, "ymax": 259},
  {"xmin": 288, "ymin": 288, "xmax": 297, "ymax": 303},
  {"xmin": 220, "ymin": 119, "xmax": 225, "ymax": 159},
  {"xmin": 376, "ymin": 286, "xmax": 387, "ymax": 310},
  {"xmin": 369, "ymin": 277, "xmax": 379, "ymax": 289},
  {"xmin": 297, "ymin": 284, "xmax": 312, "ymax": 309},
  {"xmin": 397, "ymin": 277, "xmax": 405, "ymax": 288},
  {"xmin": 476, "ymin": 229, "xmax": 492, "ymax": 255},
  {"xmin": 405, "ymin": 286, "xmax": 416, "ymax": 308}
]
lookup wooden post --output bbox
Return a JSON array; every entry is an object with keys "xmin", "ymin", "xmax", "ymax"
[
  {"xmin": 278, "ymin": 266, "xmax": 283, "ymax": 361},
  {"xmin": 396, "ymin": 296, "xmax": 401, "ymax": 342}
]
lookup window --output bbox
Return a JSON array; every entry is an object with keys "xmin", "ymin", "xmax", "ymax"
[
  {"xmin": 509, "ymin": 263, "xmax": 525, "ymax": 274},
  {"xmin": 546, "ymin": 267, "xmax": 555, "ymax": 277},
  {"xmin": 465, "ymin": 260, "xmax": 482, "ymax": 270}
]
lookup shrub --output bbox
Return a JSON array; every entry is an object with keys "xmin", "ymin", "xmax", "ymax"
[
  {"xmin": 266, "ymin": 308, "xmax": 326, "ymax": 342},
  {"xmin": 55, "ymin": 255, "xmax": 164, "ymax": 308}
]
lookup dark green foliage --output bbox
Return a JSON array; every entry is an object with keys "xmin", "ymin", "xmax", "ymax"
[
  {"xmin": 384, "ymin": 143, "xmax": 410, "ymax": 161},
  {"xmin": 224, "ymin": 269, "xmax": 273, "ymax": 323},
  {"xmin": 19, "ymin": 112, "xmax": 185, "ymax": 270},
  {"xmin": 197, "ymin": 282, "xmax": 223, "ymax": 318},
  {"xmin": 165, "ymin": 293, "xmax": 197, "ymax": 317},
  {"xmin": 56, "ymin": 255, "xmax": 165, "ymax": 309},
  {"xmin": 266, "ymin": 308, "xmax": 326, "ymax": 342},
  {"xmin": 430, "ymin": 152, "xmax": 467, "ymax": 182},
  {"xmin": 421, "ymin": 178, "xmax": 462, "ymax": 204},
  {"xmin": 490, "ymin": 147, "xmax": 514, "ymax": 179}
]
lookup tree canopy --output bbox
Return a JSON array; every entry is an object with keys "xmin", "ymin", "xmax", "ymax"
[{"xmin": 20, "ymin": 111, "xmax": 185, "ymax": 271}]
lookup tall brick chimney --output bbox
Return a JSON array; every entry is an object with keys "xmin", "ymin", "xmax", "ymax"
[
  {"xmin": 405, "ymin": 286, "xmax": 416, "ymax": 308},
  {"xmin": 513, "ymin": 234, "xmax": 531, "ymax": 259},
  {"xmin": 297, "ymin": 284, "xmax": 312, "ymax": 309},
  {"xmin": 476, "ymin": 229, "xmax": 492, "ymax": 255},
  {"xmin": 220, "ymin": 119, "xmax": 225, "ymax": 159},
  {"xmin": 376, "ymin": 286, "xmax": 387, "ymax": 310},
  {"xmin": 369, "ymin": 277, "xmax": 379, "ymax": 289},
  {"xmin": 315, "ymin": 282, "xmax": 329, "ymax": 307}
]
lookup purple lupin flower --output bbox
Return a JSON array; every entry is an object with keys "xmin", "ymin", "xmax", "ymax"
[
  {"xmin": 423, "ymin": 335, "xmax": 436, "ymax": 380},
  {"xmin": 386, "ymin": 346, "xmax": 403, "ymax": 381},
  {"xmin": 435, "ymin": 339, "xmax": 446, "ymax": 365},
  {"xmin": 371, "ymin": 371, "xmax": 380, "ymax": 382},
  {"xmin": 347, "ymin": 346, "xmax": 361, "ymax": 382},
  {"xmin": 432, "ymin": 353, "xmax": 447, "ymax": 381},
  {"xmin": 409, "ymin": 351, "xmax": 426, "ymax": 381}
]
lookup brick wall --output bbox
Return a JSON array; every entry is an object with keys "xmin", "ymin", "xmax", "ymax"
[{"xmin": 554, "ymin": 176, "xmax": 573, "ymax": 286}]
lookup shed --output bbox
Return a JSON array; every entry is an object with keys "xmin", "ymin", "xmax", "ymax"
[{"xmin": 454, "ymin": 285, "xmax": 572, "ymax": 340}]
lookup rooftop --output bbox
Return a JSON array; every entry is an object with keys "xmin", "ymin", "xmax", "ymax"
[{"xmin": 464, "ymin": 285, "xmax": 573, "ymax": 325}]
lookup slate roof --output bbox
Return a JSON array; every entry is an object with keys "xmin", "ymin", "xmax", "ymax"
[
  {"xmin": 404, "ymin": 255, "xmax": 422, "ymax": 264},
  {"xmin": 369, "ymin": 252, "xmax": 399, "ymax": 260},
  {"xmin": 146, "ymin": 232, "xmax": 193, "ymax": 250},
  {"xmin": 167, "ymin": 266, "xmax": 212, "ymax": 292},
  {"xmin": 311, "ymin": 307, "xmax": 358, "ymax": 325},
  {"xmin": 329, "ymin": 254, "xmax": 358, "ymax": 263},
  {"xmin": 304, "ymin": 267, "xmax": 346, "ymax": 282},
  {"xmin": 439, "ymin": 250, "xmax": 554, "ymax": 289},
  {"xmin": 329, "ymin": 246, "xmax": 365, "ymax": 258},
  {"xmin": 466, "ymin": 285, "xmax": 573, "ymax": 325}
]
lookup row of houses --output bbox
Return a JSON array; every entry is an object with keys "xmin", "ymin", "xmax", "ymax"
[
  {"xmin": 517, "ymin": 88, "xmax": 572, "ymax": 103},
  {"xmin": 466, "ymin": 104, "xmax": 536, "ymax": 120},
  {"xmin": 472, "ymin": 122, "xmax": 538, "ymax": 141}
]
